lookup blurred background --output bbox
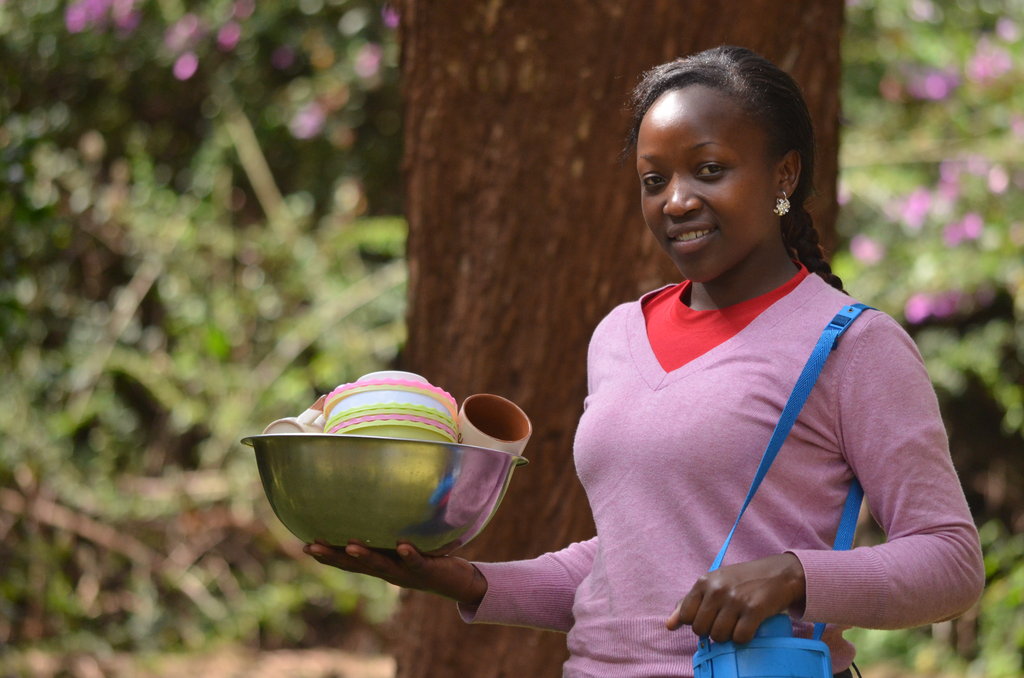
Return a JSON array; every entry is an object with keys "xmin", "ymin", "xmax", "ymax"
[{"xmin": 1, "ymin": 0, "xmax": 1021, "ymax": 676}]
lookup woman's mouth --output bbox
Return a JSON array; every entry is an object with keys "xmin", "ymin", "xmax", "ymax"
[{"xmin": 671, "ymin": 227, "xmax": 715, "ymax": 243}]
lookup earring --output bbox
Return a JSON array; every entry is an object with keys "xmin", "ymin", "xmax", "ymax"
[{"xmin": 773, "ymin": 192, "xmax": 791, "ymax": 217}]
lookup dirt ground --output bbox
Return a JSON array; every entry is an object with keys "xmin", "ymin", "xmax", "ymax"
[{"xmin": 1, "ymin": 648, "xmax": 395, "ymax": 678}]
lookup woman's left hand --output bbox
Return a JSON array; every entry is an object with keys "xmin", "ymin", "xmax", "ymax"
[{"xmin": 666, "ymin": 552, "xmax": 806, "ymax": 644}]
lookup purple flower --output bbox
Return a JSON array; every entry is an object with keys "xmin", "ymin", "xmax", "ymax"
[
  {"xmin": 382, "ymin": 5, "xmax": 400, "ymax": 29},
  {"xmin": 965, "ymin": 154, "xmax": 989, "ymax": 176},
  {"xmin": 165, "ymin": 13, "xmax": 203, "ymax": 54},
  {"xmin": 961, "ymin": 213, "xmax": 984, "ymax": 239},
  {"xmin": 904, "ymin": 293, "xmax": 933, "ymax": 324},
  {"xmin": 173, "ymin": 52, "xmax": 199, "ymax": 80},
  {"xmin": 1012, "ymin": 115, "xmax": 1024, "ymax": 140},
  {"xmin": 906, "ymin": 68, "xmax": 959, "ymax": 101},
  {"xmin": 289, "ymin": 102, "xmax": 327, "ymax": 139},
  {"xmin": 65, "ymin": 4, "xmax": 90, "ymax": 32},
  {"xmin": 217, "ymin": 22, "xmax": 242, "ymax": 51},
  {"xmin": 901, "ymin": 187, "xmax": 932, "ymax": 230},
  {"xmin": 354, "ymin": 43, "xmax": 383, "ymax": 79},
  {"xmin": 905, "ymin": 291, "xmax": 961, "ymax": 324},
  {"xmin": 837, "ymin": 182, "xmax": 851, "ymax": 206},
  {"xmin": 233, "ymin": 0, "xmax": 255, "ymax": 20},
  {"xmin": 65, "ymin": 0, "xmax": 112, "ymax": 33},
  {"xmin": 111, "ymin": 0, "xmax": 139, "ymax": 32},
  {"xmin": 996, "ymin": 18, "xmax": 1020, "ymax": 42},
  {"xmin": 943, "ymin": 213, "xmax": 984, "ymax": 246},
  {"xmin": 967, "ymin": 38, "xmax": 1012, "ymax": 84},
  {"xmin": 908, "ymin": 0, "xmax": 936, "ymax": 22},
  {"xmin": 930, "ymin": 292, "xmax": 961, "ymax": 319},
  {"xmin": 850, "ymin": 234, "xmax": 885, "ymax": 265},
  {"xmin": 988, "ymin": 165, "xmax": 1010, "ymax": 194}
]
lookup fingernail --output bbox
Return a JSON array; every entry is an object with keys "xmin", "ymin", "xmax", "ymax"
[{"xmin": 345, "ymin": 545, "xmax": 361, "ymax": 558}]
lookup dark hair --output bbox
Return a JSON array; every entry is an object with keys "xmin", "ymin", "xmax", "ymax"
[{"xmin": 625, "ymin": 45, "xmax": 844, "ymax": 291}]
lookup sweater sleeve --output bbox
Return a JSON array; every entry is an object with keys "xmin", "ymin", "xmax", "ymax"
[
  {"xmin": 790, "ymin": 314, "xmax": 985, "ymax": 629},
  {"xmin": 458, "ymin": 537, "xmax": 598, "ymax": 632}
]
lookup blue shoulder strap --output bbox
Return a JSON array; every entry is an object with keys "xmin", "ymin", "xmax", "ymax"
[{"xmin": 705, "ymin": 303, "xmax": 871, "ymax": 642}]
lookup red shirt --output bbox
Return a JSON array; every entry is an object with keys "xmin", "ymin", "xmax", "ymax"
[{"xmin": 642, "ymin": 265, "xmax": 810, "ymax": 372}]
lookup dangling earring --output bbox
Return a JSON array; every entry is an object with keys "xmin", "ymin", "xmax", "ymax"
[{"xmin": 773, "ymin": 191, "xmax": 791, "ymax": 217}]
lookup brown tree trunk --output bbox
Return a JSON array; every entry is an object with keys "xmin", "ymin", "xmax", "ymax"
[{"xmin": 394, "ymin": 2, "xmax": 844, "ymax": 675}]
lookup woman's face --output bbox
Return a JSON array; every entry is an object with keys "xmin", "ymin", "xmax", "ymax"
[{"xmin": 636, "ymin": 85, "xmax": 799, "ymax": 309}]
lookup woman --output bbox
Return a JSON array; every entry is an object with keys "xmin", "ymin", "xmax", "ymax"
[{"xmin": 306, "ymin": 46, "xmax": 984, "ymax": 677}]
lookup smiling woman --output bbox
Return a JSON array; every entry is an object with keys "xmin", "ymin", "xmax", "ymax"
[
  {"xmin": 304, "ymin": 45, "xmax": 984, "ymax": 678},
  {"xmin": 634, "ymin": 85, "xmax": 800, "ymax": 309}
]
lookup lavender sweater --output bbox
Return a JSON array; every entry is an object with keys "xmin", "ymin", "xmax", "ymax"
[{"xmin": 462, "ymin": 275, "xmax": 984, "ymax": 677}]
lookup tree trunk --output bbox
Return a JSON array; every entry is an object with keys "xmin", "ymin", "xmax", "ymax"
[{"xmin": 393, "ymin": 2, "xmax": 844, "ymax": 675}]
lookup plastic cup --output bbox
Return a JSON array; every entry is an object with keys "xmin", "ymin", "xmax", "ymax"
[{"xmin": 458, "ymin": 393, "xmax": 532, "ymax": 456}]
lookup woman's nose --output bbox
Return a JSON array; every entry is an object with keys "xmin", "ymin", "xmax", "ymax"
[{"xmin": 664, "ymin": 179, "xmax": 700, "ymax": 216}]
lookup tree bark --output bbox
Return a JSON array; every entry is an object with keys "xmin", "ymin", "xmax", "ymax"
[{"xmin": 394, "ymin": 2, "xmax": 844, "ymax": 675}]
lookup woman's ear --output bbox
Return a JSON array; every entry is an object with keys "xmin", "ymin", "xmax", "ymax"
[{"xmin": 777, "ymin": 150, "xmax": 801, "ymax": 197}]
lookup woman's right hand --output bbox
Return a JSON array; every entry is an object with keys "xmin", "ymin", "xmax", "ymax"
[{"xmin": 304, "ymin": 541, "xmax": 488, "ymax": 606}]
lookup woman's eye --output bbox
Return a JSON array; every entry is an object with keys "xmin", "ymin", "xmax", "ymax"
[
  {"xmin": 697, "ymin": 164, "xmax": 724, "ymax": 176},
  {"xmin": 641, "ymin": 175, "xmax": 665, "ymax": 188}
]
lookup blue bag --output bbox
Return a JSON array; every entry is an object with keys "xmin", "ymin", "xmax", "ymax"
[{"xmin": 692, "ymin": 304, "xmax": 870, "ymax": 678}]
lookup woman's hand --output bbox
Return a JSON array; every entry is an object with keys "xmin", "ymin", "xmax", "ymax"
[
  {"xmin": 304, "ymin": 541, "xmax": 488, "ymax": 606},
  {"xmin": 666, "ymin": 553, "xmax": 806, "ymax": 644}
]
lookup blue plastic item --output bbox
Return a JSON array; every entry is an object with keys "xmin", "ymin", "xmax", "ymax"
[
  {"xmin": 693, "ymin": 304, "xmax": 872, "ymax": 678},
  {"xmin": 693, "ymin": 614, "xmax": 832, "ymax": 678}
]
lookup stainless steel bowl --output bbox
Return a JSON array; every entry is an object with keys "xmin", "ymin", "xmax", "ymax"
[{"xmin": 242, "ymin": 433, "xmax": 527, "ymax": 555}]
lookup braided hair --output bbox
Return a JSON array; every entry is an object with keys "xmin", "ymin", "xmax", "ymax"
[{"xmin": 624, "ymin": 45, "xmax": 844, "ymax": 291}]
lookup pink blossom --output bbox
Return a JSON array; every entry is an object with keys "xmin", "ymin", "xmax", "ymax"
[
  {"xmin": 961, "ymin": 213, "xmax": 984, "ymax": 239},
  {"xmin": 173, "ymin": 52, "xmax": 199, "ymax": 80},
  {"xmin": 996, "ymin": 18, "xmax": 1020, "ymax": 42},
  {"xmin": 837, "ymin": 182, "xmax": 851, "ymax": 206},
  {"xmin": 65, "ymin": 4, "xmax": 91, "ymax": 32},
  {"xmin": 905, "ymin": 291, "xmax": 962, "ymax": 324},
  {"xmin": 289, "ymin": 102, "xmax": 327, "ymax": 139},
  {"xmin": 901, "ymin": 187, "xmax": 932, "ymax": 230},
  {"xmin": 850, "ymin": 234, "xmax": 885, "ymax": 265},
  {"xmin": 165, "ymin": 13, "xmax": 203, "ymax": 54},
  {"xmin": 988, "ymin": 165, "xmax": 1009, "ymax": 194},
  {"xmin": 966, "ymin": 38, "xmax": 1012, "ymax": 84},
  {"xmin": 382, "ymin": 5, "xmax": 400, "ymax": 29},
  {"xmin": 233, "ymin": 0, "xmax": 255, "ymax": 20},
  {"xmin": 965, "ymin": 154, "xmax": 989, "ymax": 176},
  {"xmin": 217, "ymin": 22, "xmax": 242, "ymax": 51},
  {"xmin": 904, "ymin": 293, "xmax": 933, "ymax": 324},
  {"xmin": 906, "ymin": 68, "xmax": 959, "ymax": 101},
  {"xmin": 354, "ymin": 43, "xmax": 383, "ymax": 79},
  {"xmin": 930, "ymin": 292, "xmax": 960, "ymax": 319},
  {"xmin": 111, "ymin": 0, "xmax": 138, "ymax": 32},
  {"xmin": 1012, "ymin": 115, "xmax": 1024, "ymax": 140},
  {"xmin": 943, "ymin": 213, "xmax": 984, "ymax": 246},
  {"xmin": 908, "ymin": 0, "xmax": 936, "ymax": 22},
  {"xmin": 65, "ymin": 0, "xmax": 111, "ymax": 33}
]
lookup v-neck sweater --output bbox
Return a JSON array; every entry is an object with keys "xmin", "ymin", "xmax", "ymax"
[
  {"xmin": 643, "ymin": 265, "xmax": 809, "ymax": 371},
  {"xmin": 461, "ymin": 274, "xmax": 984, "ymax": 677}
]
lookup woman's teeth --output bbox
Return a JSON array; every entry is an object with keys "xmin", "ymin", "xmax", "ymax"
[{"xmin": 673, "ymin": 228, "xmax": 713, "ymax": 242}]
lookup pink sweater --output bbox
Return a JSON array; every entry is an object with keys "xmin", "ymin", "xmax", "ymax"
[{"xmin": 462, "ymin": 274, "xmax": 984, "ymax": 677}]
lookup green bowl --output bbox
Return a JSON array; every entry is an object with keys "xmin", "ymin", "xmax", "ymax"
[{"xmin": 242, "ymin": 433, "xmax": 527, "ymax": 555}]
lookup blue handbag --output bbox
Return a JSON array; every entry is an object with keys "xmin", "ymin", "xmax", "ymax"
[{"xmin": 692, "ymin": 304, "xmax": 871, "ymax": 678}]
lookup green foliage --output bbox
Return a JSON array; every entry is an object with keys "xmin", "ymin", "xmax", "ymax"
[
  {"xmin": 839, "ymin": 0, "xmax": 1024, "ymax": 672},
  {"xmin": 837, "ymin": 0, "xmax": 1024, "ymax": 435},
  {"xmin": 2, "ymin": 0, "xmax": 1021, "ymax": 670},
  {"xmin": 1, "ymin": 0, "xmax": 404, "ymax": 655}
]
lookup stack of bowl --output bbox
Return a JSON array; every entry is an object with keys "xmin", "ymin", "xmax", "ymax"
[{"xmin": 323, "ymin": 371, "xmax": 459, "ymax": 443}]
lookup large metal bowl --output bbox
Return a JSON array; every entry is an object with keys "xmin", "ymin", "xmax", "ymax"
[{"xmin": 242, "ymin": 433, "xmax": 527, "ymax": 555}]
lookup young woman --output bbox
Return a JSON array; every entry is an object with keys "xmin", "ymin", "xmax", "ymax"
[{"xmin": 306, "ymin": 46, "xmax": 984, "ymax": 677}]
